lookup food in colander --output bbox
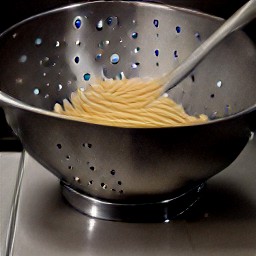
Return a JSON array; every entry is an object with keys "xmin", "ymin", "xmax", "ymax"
[{"xmin": 54, "ymin": 77, "xmax": 208, "ymax": 128}]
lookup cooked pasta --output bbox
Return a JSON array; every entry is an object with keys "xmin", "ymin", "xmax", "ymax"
[{"xmin": 53, "ymin": 77, "xmax": 208, "ymax": 128}]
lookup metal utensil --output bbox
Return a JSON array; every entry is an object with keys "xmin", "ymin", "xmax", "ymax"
[
  {"xmin": 161, "ymin": 0, "xmax": 256, "ymax": 94},
  {"xmin": 0, "ymin": 0, "xmax": 256, "ymax": 221}
]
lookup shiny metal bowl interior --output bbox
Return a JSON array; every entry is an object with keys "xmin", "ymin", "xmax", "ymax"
[{"xmin": 0, "ymin": 1, "xmax": 256, "ymax": 220}]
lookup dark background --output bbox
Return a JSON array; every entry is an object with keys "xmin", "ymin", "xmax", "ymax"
[{"xmin": 0, "ymin": 0, "xmax": 255, "ymax": 150}]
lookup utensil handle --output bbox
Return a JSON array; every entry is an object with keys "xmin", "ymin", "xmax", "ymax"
[{"xmin": 162, "ymin": 0, "xmax": 256, "ymax": 93}]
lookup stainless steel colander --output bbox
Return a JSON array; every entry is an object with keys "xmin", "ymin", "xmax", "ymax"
[{"xmin": 0, "ymin": 0, "xmax": 256, "ymax": 222}]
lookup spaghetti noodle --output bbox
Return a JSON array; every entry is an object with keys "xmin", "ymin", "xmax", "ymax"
[{"xmin": 54, "ymin": 77, "xmax": 208, "ymax": 128}]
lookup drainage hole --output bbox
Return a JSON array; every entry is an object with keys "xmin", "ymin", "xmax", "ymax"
[
  {"xmin": 153, "ymin": 19, "xmax": 159, "ymax": 28},
  {"xmin": 89, "ymin": 166, "xmax": 95, "ymax": 171},
  {"xmin": 101, "ymin": 183, "xmax": 108, "ymax": 189},
  {"xmin": 96, "ymin": 19, "xmax": 103, "ymax": 31},
  {"xmin": 83, "ymin": 143, "xmax": 92, "ymax": 148},
  {"xmin": 56, "ymin": 143, "xmax": 62, "ymax": 149},
  {"xmin": 175, "ymin": 26, "xmax": 181, "ymax": 33},
  {"xmin": 173, "ymin": 50, "xmax": 178, "ymax": 59},
  {"xmin": 74, "ymin": 56, "xmax": 79, "ymax": 64},
  {"xmin": 131, "ymin": 32, "xmax": 138, "ymax": 39},
  {"xmin": 74, "ymin": 17, "xmax": 82, "ymax": 29},
  {"xmin": 75, "ymin": 40, "xmax": 81, "ymax": 46},
  {"xmin": 74, "ymin": 176, "xmax": 80, "ymax": 183}
]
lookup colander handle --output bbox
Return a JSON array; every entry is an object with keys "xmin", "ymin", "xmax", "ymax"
[
  {"xmin": 162, "ymin": 0, "xmax": 256, "ymax": 93},
  {"xmin": 0, "ymin": 90, "xmax": 55, "ymax": 118},
  {"xmin": 0, "ymin": 91, "xmax": 31, "ymax": 110},
  {"xmin": 0, "ymin": 91, "xmax": 83, "ymax": 122}
]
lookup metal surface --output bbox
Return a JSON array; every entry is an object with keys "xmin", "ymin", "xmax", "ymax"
[
  {"xmin": 61, "ymin": 181, "xmax": 205, "ymax": 222},
  {"xmin": 0, "ymin": 1, "xmax": 256, "ymax": 214},
  {"xmin": 162, "ymin": 0, "xmax": 256, "ymax": 92},
  {"xmin": 1, "ymin": 137, "xmax": 256, "ymax": 255}
]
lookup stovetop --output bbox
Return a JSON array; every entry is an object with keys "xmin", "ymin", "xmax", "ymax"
[{"xmin": 1, "ymin": 137, "xmax": 256, "ymax": 256}]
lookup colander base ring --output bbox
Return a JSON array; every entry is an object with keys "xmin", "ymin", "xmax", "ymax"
[{"xmin": 60, "ymin": 182, "xmax": 205, "ymax": 222}]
